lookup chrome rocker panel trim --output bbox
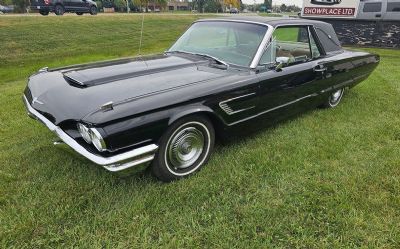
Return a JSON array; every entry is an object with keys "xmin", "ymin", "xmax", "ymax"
[{"xmin": 23, "ymin": 95, "xmax": 158, "ymax": 173}]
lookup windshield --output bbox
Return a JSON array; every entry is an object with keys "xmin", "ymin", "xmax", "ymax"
[{"xmin": 169, "ymin": 21, "xmax": 268, "ymax": 67}]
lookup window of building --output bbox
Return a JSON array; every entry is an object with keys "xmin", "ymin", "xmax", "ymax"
[
  {"xmin": 363, "ymin": 2, "xmax": 382, "ymax": 12},
  {"xmin": 387, "ymin": 2, "xmax": 400, "ymax": 12}
]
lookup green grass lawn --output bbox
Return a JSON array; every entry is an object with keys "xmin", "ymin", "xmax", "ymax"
[
  {"xmin": 257, "ymin": 12, "xmax": 284, "ymax": 17},
  {"xmin": 1, "ymin": 15, "xmax": 400, "ymax": 248}
]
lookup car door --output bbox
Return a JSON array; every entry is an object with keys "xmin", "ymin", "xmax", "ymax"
[
  {"xmin": 255, "ymin": 25, "xmax": 327, "ymax": 114},
  {"xmin": 78, "ymin": 0, "xmax": 90, "ymax": 11},
  {"xmin": 62, "ymin": 0, "xmax": 74, "ymax": 11},
  {"xmin": 68, "ymin": 0, "xmax": 85, "ymax": 11}
]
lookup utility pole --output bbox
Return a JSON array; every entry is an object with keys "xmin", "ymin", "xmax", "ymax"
[{"xmin": 126, "ymin": 0, "xmax": 130, "ymax": 13}]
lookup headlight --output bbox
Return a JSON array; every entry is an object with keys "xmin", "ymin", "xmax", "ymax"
[
  {"xmin": 89, "ymin": 128, "xmax": 107, "ymax": 152},
  {"xmin": 77, "ymin": 123, "xmax": 91, "ymax": 143}
]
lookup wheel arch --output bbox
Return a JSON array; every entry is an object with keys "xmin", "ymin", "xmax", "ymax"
[{"xmin": 168, "ymin": 106, "xmax": 226, "ymax": 135}]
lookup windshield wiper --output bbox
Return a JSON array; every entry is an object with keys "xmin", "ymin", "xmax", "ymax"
[{"xmin": 166, "ymin": 50, "xmax": 229, "ymax": 69}]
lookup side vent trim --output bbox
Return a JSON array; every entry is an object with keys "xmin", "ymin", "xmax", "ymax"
[{"xmin": 219, "ymin": 93, "xmax": 256, "ymax": 115}]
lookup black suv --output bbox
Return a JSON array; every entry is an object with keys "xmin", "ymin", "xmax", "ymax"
[{"xmin": 30, "ymin": 0, "xmax": 97, "ymax": 16}]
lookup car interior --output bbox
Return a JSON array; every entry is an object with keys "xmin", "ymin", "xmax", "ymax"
[
  {"xmin": 260, "ymin": 26, "xmax": 321, "ymax": 67},
  {"xmin": 172, "ymin": 22, "xmax": 321, "ymax": 68},
  {"xmin": 175, "ymin": 22, "xmax": 268, "ymax": 67}
]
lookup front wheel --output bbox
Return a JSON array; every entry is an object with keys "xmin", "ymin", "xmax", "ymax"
[
  {"xmin": 151, "ymin": 115, "xmax": 215, "ymax": 182},
  {"xmin": 54, "ymin": 4, "xmax": 65, "ymax": 15},
  {"xmin": 322, "ymin": 88, "xmax": 345, "ymax": 108},
  {"xmin": 89, "ymin": 6, "xmax": 97, "ymax": 15}
]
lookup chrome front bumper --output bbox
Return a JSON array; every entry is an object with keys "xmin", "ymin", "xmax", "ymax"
[{"xmin": 23, "ymin": 95, "xmax": 158, "ymax": 173}]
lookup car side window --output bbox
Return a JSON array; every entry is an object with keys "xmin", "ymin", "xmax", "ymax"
[
  {"xmin": 259, "ymin": 26, "xmax": 313, "ymax": 67},
  {"xmin": 387, "ymin": 1, "xmax": 400, "ymax": 12},
  {"xmin": 363, "ymin": 3, "xmax": 382, "ymax": 12}
]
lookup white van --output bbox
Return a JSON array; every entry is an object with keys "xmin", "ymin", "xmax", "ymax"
[{"xmin": 357, "ymin": 0, "xmax": 400, "ymax": 20}]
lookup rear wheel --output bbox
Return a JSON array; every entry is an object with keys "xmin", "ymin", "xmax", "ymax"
[
  {"xmin": 54, "ymin": 4, "xmax": 65, "ymax": 15},
  {"xmin": 39, "ymin": 10, "xmax": 49, "ymax": 15},
  {"xmin": 89, "ymin": 6, "xmax": 97, "ymax": 15},
  {"xmin": 151, "ymin": 115, "xmax": 215, "ymax": 182}
]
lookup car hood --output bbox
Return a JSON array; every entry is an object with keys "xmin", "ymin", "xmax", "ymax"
[{"xmin": 26, "ymin": 54, "xmax": 229, "ymax": 125}]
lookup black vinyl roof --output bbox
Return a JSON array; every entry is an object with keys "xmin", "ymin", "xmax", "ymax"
[{"xmin": 198, "ymin": 17, "xmax": 343, "ymax": 53}]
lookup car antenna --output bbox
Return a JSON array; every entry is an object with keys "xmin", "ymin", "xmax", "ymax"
[{"xmin": 138, "ymin": 13, "xmax": 148, "ymax": 67}]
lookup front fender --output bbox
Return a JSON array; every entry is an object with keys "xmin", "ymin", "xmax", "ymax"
[
  {"xmin": 102, "ymin": 103, "xmax": 225, "ymax": 153},
  {"xmin": 168, "ymin": 104, "xmax": 217, "ymax": 125}
]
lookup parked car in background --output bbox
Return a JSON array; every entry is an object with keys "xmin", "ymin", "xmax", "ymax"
[
  {"xmin": 30, "ymin": 0, "xmax": 97, "ymax": 16},
  {"xmin": 357, "ymin": 0, "xmax": 400, "ymax": 21},
  {"xmin": 229, "ymin": 8, "xmax": 239, "ymax": 14},
  {"xmin": 0, "ymin": 5, "xmax": 14, "ymax": 13},
  {"xmin": 23, "ymin": 17, "xmax": 379, "ymax": 181}
]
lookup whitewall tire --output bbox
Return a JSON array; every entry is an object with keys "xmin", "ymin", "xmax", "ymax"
[{"xmin": 151, "ymin": 115, "xmax": 215, "ymax": 182}]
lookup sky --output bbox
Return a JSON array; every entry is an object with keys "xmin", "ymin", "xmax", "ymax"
[{"xmin": 241, "ymin": 0, "xmax": 303, "ymax": 7}]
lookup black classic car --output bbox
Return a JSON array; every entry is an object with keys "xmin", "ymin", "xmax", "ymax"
[
  {"xmin": 23, "ymin": 17, "xmax": 379, "ymax": 181},
  {"xmin": 30, "ymin": 0, "xmax": 97, "ymax": 16}
]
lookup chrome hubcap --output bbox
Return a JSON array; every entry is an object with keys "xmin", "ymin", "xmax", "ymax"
[
  {"xmin": 167, "ymin": 126, "xmax": 205, "ymax": 170},
  {"xmin": 330, "ymin": 89, "xmax": 343, "ymax": 104}
]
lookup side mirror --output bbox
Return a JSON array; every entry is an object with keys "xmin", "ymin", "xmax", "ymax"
[{"xmin": 275, "ymin": 57, "xmax": 290, "ymax": 71}]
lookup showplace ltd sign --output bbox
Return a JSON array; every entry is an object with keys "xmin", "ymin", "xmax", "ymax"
[{"xmin": 302, "ymin": 0, "xmax": 360, "ymax": 18}]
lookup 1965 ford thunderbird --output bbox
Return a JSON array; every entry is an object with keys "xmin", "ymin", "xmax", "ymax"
[{"xmin": 23, "ymin": 17, "xmax": 379, "ymax": 181}]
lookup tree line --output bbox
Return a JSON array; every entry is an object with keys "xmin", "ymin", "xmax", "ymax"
[{"xmin": 1, "ymin": 0, "xmax": 298, "ymax": 13}]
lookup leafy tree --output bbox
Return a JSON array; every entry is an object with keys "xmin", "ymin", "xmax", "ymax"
[
  {"xmin": 113, "ymin": 0, "xmax": 126, "ymax": 11},
  {"xmin": 204, "ymin": 0, "xmax": 221, "ymax": 12},
  {"xmin": 12, "ymin": 0, "xmax": 29, "ymax": 12},
  {"xmin": 133, "ymin": 0, "xmax": 149, "ymax": 11},
  {"xmin": 0, "ymin": 0, "xmax": 13, "ymax": 5},
  {"xmin": 224, "ymin": 0, "xmax": 239, "ymax": 9},
  {"xmin": 264, "ymin": 0, "xmax": 271, "ymax": 9},
  {"xmin": 95, "ymin": 0, "xmax": 103, "ymax": 10},
  {"xmin": 157, "ymin": 0, "xmax": 167, "ymax": 10},
  {"xmin": 191, "ymin": 0, "xmax": 205, "ymax": 12},
  {"xmin": 280, "ymin": 3, "xmax": 286, "ymax": 12},
  {"xmin": 102, "ymin": 0, "xmax": 113, "ymax": 8}
]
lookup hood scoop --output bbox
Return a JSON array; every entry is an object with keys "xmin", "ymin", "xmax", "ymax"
[
  {"xmin": 62, "ymin": 59, "xmax": 200, "ymax": 88},
  {"xmin": 64, "ymin": 73, "xmax": 86, "ymax": 87}
]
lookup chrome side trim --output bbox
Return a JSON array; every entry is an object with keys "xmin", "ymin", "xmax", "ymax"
[
  {"xmin": 228, "ymin": 93, "xmax": 318, "ymax": 126},
  {"xmin": 195, "ymin": 19, "xmax": 272, "ymax": 27},
  {"xmin": 38, "ymin": 67, "xmax": 48, "ymax": 73},
  {"xmin": 219, "ymin": 93, "xmax": 256, "ymax": 115},
  {"xmin": 23, "ymin": 95, "xmax": 158, "ymax": 172}
]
